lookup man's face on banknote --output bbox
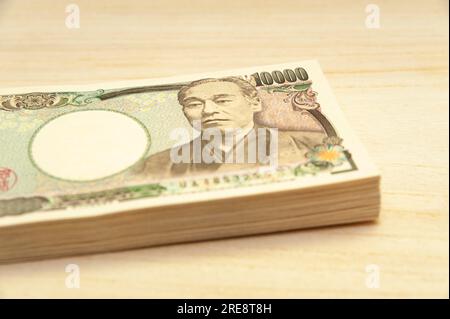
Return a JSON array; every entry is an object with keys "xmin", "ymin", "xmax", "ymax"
[{"xmin": 180, "ymin": 81, "xmax": 261, "ymax": 131}]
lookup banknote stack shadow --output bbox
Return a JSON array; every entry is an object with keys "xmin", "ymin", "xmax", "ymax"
[{"xmin": 0, "ymin": 61, "xmax": 380, "ymax": 263}]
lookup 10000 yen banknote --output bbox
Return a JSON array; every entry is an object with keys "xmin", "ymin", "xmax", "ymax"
[{"xmin": 0, "ymin": 61, "xmax": 377, "ymax": 221}]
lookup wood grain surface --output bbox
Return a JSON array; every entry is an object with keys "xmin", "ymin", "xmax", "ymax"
[{"xmin": 0, "ymin": 0, "xmax": 448, "ymax": 298}]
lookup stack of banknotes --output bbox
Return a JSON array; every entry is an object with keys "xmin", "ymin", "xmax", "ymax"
[{"xmin": 0, "ymin": 61, "xmax": 380, "ymax": 263}]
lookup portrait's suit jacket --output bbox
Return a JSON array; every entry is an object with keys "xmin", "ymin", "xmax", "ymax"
[{"xmin": 136, "ymin": 126, "xmax": 327, "ymax": 180}]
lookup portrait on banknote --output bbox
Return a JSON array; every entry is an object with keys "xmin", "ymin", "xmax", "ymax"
[{"xmin": 138, "ymin": 76, "xmax": 329, "ymax": 178}]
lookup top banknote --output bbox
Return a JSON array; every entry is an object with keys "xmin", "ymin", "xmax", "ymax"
[{"xmin": 0, "ymin": 61, "xmax": 377, "ymax": 222}]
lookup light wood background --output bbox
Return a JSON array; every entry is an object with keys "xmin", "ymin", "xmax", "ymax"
[{"xmin": 0, "ymin": 0, "xmax": 448, "ymax": 298}]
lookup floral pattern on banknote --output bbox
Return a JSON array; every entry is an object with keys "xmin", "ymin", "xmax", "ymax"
[
  {"xmin": 0, "ymin": 111, "xmax": 43, "ymax": 132},
  {"xmin": 262, "ymin": 81, "xmax": 320, "ymax": 111},
  {"xmin": 125, "ymin": 92, "xmax": 173, "ymax": 112},
  {"xmin": 0, "ymin": 90, "xmax": 105, "ymax": 111}
]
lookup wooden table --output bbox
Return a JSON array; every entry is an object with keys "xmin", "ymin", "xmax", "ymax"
[{"xmin": 0, "ymin": 0, "xmax": 448, "ymax": 298}]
